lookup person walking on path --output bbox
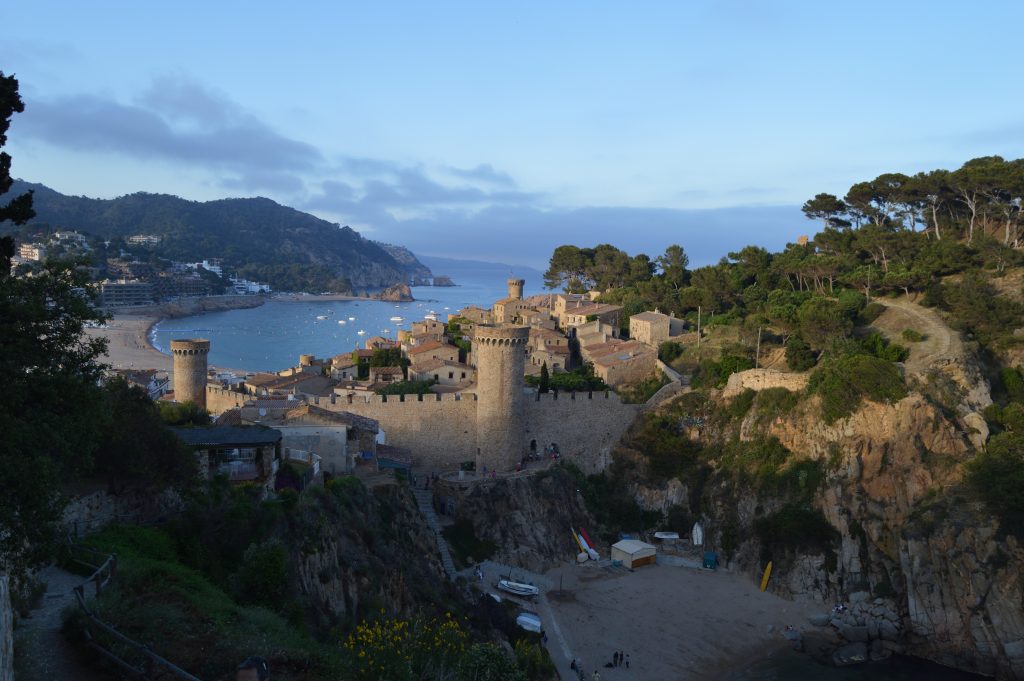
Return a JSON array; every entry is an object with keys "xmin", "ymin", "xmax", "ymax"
[
  {"xmin": 618, "ymin": 650, "xmax": 624, "ymax": 666},
  {"xmin": 592, "ymin": 670, "xmax": 600, "ymax": 681},
  {"xmin": 625, "ymin": 653, "xmax": 630, "ymax": 668},
  {"xmin": 612, "ymin": 651, "xmax": 619, "ymax": 666}
]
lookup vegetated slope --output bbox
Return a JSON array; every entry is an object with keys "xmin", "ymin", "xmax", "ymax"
[{"xmin": 3, "ymin": 180, "xmax": 431, "ymax": 292}]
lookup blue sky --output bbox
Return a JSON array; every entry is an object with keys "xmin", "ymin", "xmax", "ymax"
[{"xmin": 3, "ymin": 1, "xmax": 1023, "ymax": 268}]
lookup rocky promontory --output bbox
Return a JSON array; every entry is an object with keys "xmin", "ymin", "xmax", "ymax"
[{"xmin": 377, "ymin": 282, "xmax": 414, "ymax": 302}]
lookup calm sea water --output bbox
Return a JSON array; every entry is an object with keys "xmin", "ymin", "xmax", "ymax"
[{"xmin": 152, "ymin": 264, "xmax": 542, "ymax": 372}]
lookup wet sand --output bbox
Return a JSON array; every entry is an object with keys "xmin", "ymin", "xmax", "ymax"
[
  {"xmin": 86, "ymin": 314, "xmax": 173, "ymax": 372},
  {"xmin": 544, "ymin": 560, "xmax": 821, "ymax": 680}
]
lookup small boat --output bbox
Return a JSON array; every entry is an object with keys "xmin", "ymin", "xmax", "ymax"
[
  {"xmin": 390, "ymin": 316, "xmax": 404, "ymax": 322},
  {"xmin": 654, "ymin": 531, "xmax": 680, "ymax": 541},
  {"xmin": 516, "ymin": 612, "xmax": 542, "ymax": 633},
  {"xmin": 497, "ymin": 579, "xmax": 539, "ymax": 598},
  {"xmin": 337, "ymin": 320, "xmax": 346, "ymax": 325},
  {"xmin": 357, "ymin": 330, "xmax": 366, "ymax": 336},
  {"xmin": 424, "ymin": 313, "xmax": 438, "ymax": 321},
  {"xmin": 316, "ymin": 315, "xmax": 328, "ymax": 320},
  {"xmin": 348, "ymin": 316, "xmax": 356, "ymax": 321}
]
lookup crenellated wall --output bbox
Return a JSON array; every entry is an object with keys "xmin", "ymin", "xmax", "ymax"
[{"xmin": 523, "ymin": 391, "xmax": 641, "ymax": 473}]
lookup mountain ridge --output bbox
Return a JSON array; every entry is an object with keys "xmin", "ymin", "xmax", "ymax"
[{"xmin": 1, "ymin": 180, "xmax": 432, "ymax": 292}]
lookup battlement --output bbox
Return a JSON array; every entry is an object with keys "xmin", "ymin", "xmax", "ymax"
[
  {"xmin": 531, "ymin": 389, "xmax": 624, "ymax": 404},
  {"xmin": 473, "ymin": 325, "xmax": 530, "ymax": 346},
  {"xmin": 170, "ymin": 339, "xmax": 210, "ymax": 356},
  {"xmin": 334, "ymin": 392, "xmax": 479, "ymax": 406}
]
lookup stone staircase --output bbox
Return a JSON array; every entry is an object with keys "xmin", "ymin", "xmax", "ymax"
[{"xmin": 411, "ymin": 487, "xmax": 458, "ymax": 579}]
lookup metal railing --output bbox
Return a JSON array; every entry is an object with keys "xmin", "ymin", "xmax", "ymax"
[{"xmin": 67, "ymin": 539, "xmax": 203, "ymax": 681}]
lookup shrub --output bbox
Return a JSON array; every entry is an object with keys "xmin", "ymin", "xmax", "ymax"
[
  {"xmin": 808, "ymin": 354, "xmax": 907, "ymax": 423},
  {"xmin": 858, "ymin": 331, "xmax": 909, "ymax": 362},
  {"xmin": 901, "ymin": 329, "xmax": 925, "ymax": 342},
  {"xmin": 1001, "ymin": 367, "xmax": 1024, "ymax": 403},
  {"xmin": 754, "ymin": 387, "xmax": 799, "ymax": 420},
  {"xmin": 725, "ymin": 388, "xmax": 756, "ymax": 419},
  {"xmin": 658, "ymin": 341, "xmax": 683, "ymax": 363},
  {"xmin": 691, "ymin": 354, "xmax": 754, "ymax": 389},
  {"xmin": 967, "ymin": 432, "xmax": 1024, "ymax": 538},
  {"xmin": 858, "ymin": 302, "xmax": 886, "ymax": 324},
  {"xmin": 442, "ymin": 520, "xmax": 497, "ymax": 569},
  {"xmin": 785, "ymin": 335, "xmax": 816, "ymax": 371}
]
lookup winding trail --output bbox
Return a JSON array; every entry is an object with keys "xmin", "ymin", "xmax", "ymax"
[
  {"xmin": 14, "ymin": 565, "xmax": 108, "ymax": 681},
  {"xmin": 873, "ymin": 297, "xmax": 960, "ymax": 376}
]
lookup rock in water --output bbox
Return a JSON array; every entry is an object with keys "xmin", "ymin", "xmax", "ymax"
[
  {"xmin": 378, "ymin": 283, "xmax": 414, "ymax": 302},
  {"xmin": 833, "ymin": 642, "xmax": 868, "ymax": 667}
]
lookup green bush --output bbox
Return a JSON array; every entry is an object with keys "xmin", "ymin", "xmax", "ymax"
[
  {"xmin": 726, "ymin": 388, "xmax": 756, "ymax": 419},
  {"xmin": 967, "ymin": 432, "xmax": 1024, "ymax": 538},
  {"xmin": 658, "ymin": 341, "xmax": 683, "ymax": 363},
  {"xmin": 808, "ymin": 354, "xmax": 907, "ymax": 423},
  {"xmin": 858, "ymin": 332, "xmax": 909, "ymax": 362},
  {"xmin": 442, "ymin": 519, "xmax": 498, "ymax": 569},
  {"xmin": 901, "ymin": 329, "xmax": 925, "ymax": 343},
  {"xmin": 618, "ymin": 374, "xmax": 669, "ymax": 404},
  {"xmin": 754, "ymin": 387, "xmax": 799, "ymax": 420},
  {"xmin": 858, "ymin": 302, "xmax": 886, "ymax": 324},
  {"xmin": 1001, "ymin": 367, "xmax": 1024, "ymax": 403},
  {"xmin": 785, "ymin": 335, "xmax": 816, "ymax": 371},
  {"xmin": 691, "ymin": 354, "xmax": 754, "ymax": 389},
  {"xmin": 231, "ymin": 540, "xmax": 290, "ymax": 611}
]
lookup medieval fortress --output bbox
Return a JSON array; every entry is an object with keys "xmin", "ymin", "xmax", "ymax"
[{"xmin": 179, "ymin": 279, "xmax": 663, "ymax": 473}]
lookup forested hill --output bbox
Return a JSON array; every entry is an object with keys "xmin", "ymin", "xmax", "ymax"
[{"xmin": 1, "ymin": 180, "xmax": 432, "ymax": 292}]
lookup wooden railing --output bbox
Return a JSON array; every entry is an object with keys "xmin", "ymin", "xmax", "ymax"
[{"xmin": 67, "ymin": 540, "xmax": 203, "ymax": 681}]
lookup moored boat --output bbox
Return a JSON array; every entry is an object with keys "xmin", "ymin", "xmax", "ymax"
[{"xmin": 497, "ymin": 579, "xmax": 539, "ymax": 598}]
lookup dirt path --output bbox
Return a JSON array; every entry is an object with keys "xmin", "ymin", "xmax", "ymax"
[
  {"xmin": 871, "ymin": 298, "xmax": 961, "ymax": 376},
  {"xmin": 14, "ymin": 565, "xmax": 109, "ymax": 681}
]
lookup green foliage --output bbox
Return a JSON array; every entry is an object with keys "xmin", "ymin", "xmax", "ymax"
[
  {"xmin": 857, "ymin": 331, "xmax": 909, "ymax": 362},
  {"xmin": 231, "ymin": 541, "xmax": 291, "ymax": 611},
  {"xmin": 785, "ymin": 335, "xmax": 816, "ymax": 371},
  {"xmin": 658, "ymin": 340, "xmax": 683, "ymax": 362},
  {"xmin": 560, "ymin": 462, "xmax": 661, "ymax": 540},
  {"xmin": 97, "ymin": 379, "xmax": 200, "ymax": 490},
  {"xmin": 858, "ymin": 302, "xmax": 886, "ymax": 324},
  {"xmin": 754, "ymin": 387, "xmax": 800, "ymax": 420},
  {"xmin": 901, "ymin": 328, "xmax": 924, "ymax": 342},
  {"xmin": 691, "ymin": 353, "xmax": 754, "ymax": 389},
  {"xmin": 754, "ymin": 504, "xmax": 839, "ymax": 564},
  {"xmin": 1000, "ymin": 367, "xmax": 1024, "ymax": 403},
  {"xmin": 797, "ymin": 296, "xmax": 853, "ymax": 350},
  {"xmin": 726, "ymin": 388, "xmax": 756, "ymax": 419},
  {"xmin": 808, "ymin": 354, "xmax": 907, "ymax": 423},
  {"xmin": 375, "ymin": 379, "xmax": 436, "ymax": 395},
  {"xmin": 617, "ymin": 373, "xmax": 668, "ymax": 404},
  {"xmin": 158, "ymin": 399, "xmax": 210, "ymax": 426},
  {"xmin": 369, "ymin": 347, "xmax": 405, "ymax": 368},
  {"xmin": 513, "ymin": 639, "xmax": 557, "ymax": 680},
  {"xmin": 442, "ymin": 520, "xmax": 498, "ymax": 569},
  {"xmin": 967, "ymin": 432, "xmax": 1024, "ymax": 538},
  {"xmin": 538, "ymin": 361, "xmax": 550, "ymax": 393},
  {"xmin": 525, "ymin": 365, "xmax": 607, "ymax": 392}
]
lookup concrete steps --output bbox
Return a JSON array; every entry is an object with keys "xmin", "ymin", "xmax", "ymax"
[{"xmin": 411, "ymin": 487, "xmax": 457, "ymax": 579}]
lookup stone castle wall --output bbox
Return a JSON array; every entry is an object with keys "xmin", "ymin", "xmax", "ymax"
[
  {"xmin": 523, "ymin": 392, "xmax": 642, "ymax": 473},
  {"xmin": 722, "ymin": 368, "xmax": 809, "ymax": 398},
  {"xmin": 323, "ymin": 393, "xmax": 479, "ymax": 470},
  {"xmin": 206, "ymin": 384, "xmax": 248, "ymax": 415}
]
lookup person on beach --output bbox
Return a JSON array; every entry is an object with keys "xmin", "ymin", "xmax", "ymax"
[
  {"xmin": 625, "ymin": 653, "xmax": 630, "ymax": 668},
  {"xmin": 592, "ymin": 670, "xmax": 600, "ymax": 681},
  {"xmin": 613, "ymin": 651, "xmax": 619, "ymax": 666},
  {"xmin": 618, "ymin": 650, "xmax": 624, "ymax": 666}
]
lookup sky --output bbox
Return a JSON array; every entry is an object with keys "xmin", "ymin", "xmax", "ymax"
[{"xmin": 3, "ymin": 1, "xmax": 1024, "ymax": 269}]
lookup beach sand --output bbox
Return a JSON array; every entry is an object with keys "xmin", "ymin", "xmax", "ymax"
[
  {"xmin": 86, "ymin": 314, "xmax": 172, "ymax": 372},
  {"xmin": 543, "ymin": 560, "xmax": 821, "ymax": 680}
]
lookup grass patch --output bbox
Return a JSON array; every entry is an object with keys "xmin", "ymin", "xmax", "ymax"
[
  {"xmin": 902, "ymin": 328, "xmax": 925, "ymax": 342},
  {"xmin": 618, "ymin": 373, "xmax": 670, "ymax": 404},
  {"xmin": 754, "ymin": 387, "xmax": 799, "ymax": 421},
  {"xmin": 808, "ymin": 353, "xmax": 906, "ymax": 423}
]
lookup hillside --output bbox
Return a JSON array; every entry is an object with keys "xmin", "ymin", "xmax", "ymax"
[{"xmin": 1, "ymin": 181, "xmax": 432, "ymax": 292}]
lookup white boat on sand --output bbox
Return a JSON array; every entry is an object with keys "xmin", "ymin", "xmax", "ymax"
[
  {"xmin": 516, "ymin": 612, "xmax": 542, "ymax": 633},
  {"xmin": 497, "ymin": 579, "xmax": 539, "ymax": 598}
]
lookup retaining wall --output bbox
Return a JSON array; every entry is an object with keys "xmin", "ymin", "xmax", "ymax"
[{"xmin": 722, "ymin": 368, "xmax": 809, "ymax": 398}]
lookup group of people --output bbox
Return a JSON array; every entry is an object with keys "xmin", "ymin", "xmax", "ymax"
[{"xmin": 570, "ymin": 649, "xmax": 630, "ymax": 680}]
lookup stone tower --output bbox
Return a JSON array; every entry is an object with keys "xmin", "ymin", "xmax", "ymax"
[
  {"xmin": 473, "ymin": 325, "xmax": 529, "ymax": 473},
  {"xmin": 170, "ymin": 339, "xmax": 210, "ymax": 409},
  {"xmin": 507, "ymin": 278, "xmax": 525, "ymax": 300}
]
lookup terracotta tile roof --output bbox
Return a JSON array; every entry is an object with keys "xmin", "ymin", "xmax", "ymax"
[{"xmin": 408, "ymin": 340, "xmax": 451, "ymax": 355}]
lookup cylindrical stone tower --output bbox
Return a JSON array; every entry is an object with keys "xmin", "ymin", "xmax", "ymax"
[
  {"xmin": 170, "ymin": 339, "xmax": 210, "ymax": 409},
  {"xmin": 507, "ymin": 278, "xmax": 525, "ymax": 300},
  {"xmin": 473, "ymin": 325, "xmax": 529, "ymax": 473}
]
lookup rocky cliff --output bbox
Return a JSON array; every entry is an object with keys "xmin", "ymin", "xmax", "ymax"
[
  {"xmin": 445, "ymin": 468, "xmax": 596, "ymax": 573},
  {"xmin": 619, "ymin": 372, "xmax": 1023, "ymax": 677}
]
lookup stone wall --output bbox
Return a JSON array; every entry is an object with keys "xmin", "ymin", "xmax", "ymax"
[
  {"xmin": 323, "ymin": 394, "xmax": 479, "ymax": 470},
  {"xmin": 206, "ymin": 384, "xmax": 249, "ymax": 415},
  {"xmin": 722, "ymin": 368, "xmax": 809, "ymax": 398},
  {"xmin": 523, "ymin": 392, "xmax": 641, "ymax": 473},
  {"xmin": 0, "ymin": 574, "xmax": 11, "ymax": 681},
  {"xmin": 63, "ymin": 488, "xmax": 184, "ymax": 538}
]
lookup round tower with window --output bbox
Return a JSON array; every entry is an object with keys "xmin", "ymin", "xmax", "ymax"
[
  {"xmin": 170, "ymin": 339, "xmax": 210, "ymax": 409},
  {"xmin": 473, "ymin": 325, "xmax": 529, "ymax": 473}
]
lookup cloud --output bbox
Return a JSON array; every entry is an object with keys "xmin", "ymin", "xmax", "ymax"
[
  {"xmin": 445, "ymin": 163, "xmax": 515, "ymax": 187},
  {"xmin": 16, "ymin": 78, "xmax": 323, "ymax": 190}
]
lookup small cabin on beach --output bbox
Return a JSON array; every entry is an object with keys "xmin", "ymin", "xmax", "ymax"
[{"xmin": 611, "ymin": 539, "xmax": 657, "ymax": 569}]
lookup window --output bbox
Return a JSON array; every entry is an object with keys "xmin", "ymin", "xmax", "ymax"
[{"xmin": 461, "ymin": 372, "xmax": 466, "ymax": 379}]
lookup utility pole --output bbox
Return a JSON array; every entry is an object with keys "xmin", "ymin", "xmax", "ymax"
[
  {"xmin": 755, "ymin": 326, "xmax": 762, "ymax": 368},
  {"xmin": 697, "ymin": 306, "xmax": 701, "ymax": 349}
]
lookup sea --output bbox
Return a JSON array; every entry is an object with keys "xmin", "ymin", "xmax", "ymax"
[{"xmin": 151, "ymin": 258, "xmax": 544, "ymax": 372}]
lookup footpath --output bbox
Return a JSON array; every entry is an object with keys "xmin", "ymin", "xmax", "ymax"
[
  {"xmin": 410, "ymin": 486, "xmax": 458, "ymax": 580},
  {"xmin": 15, "ymin": 564, "xmax": 108, "ymax": 681}
]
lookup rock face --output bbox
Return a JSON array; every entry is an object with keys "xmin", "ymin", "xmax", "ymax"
[
  {"xmin": 447, "ymin": 468, "xmax": 597, "ymax": 573},
  {"xmin": 377, "ymin": 283, "xmax": 414, "ymax": 302},
  {"xmin": 625, "ymin": 367, "xmax": 1024, "ymax": 677},
  {"xmin": 290, "ymin": 483, "xmax": 453, "ymax": 634},
  {"xmin": 433, "ymin": 275, "xmax": 456, "ymax": 287}
]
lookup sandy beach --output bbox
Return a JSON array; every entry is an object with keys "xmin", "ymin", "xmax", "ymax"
[{"xmin": 86, "ymin": 314, "xmax": 173, "ymax": 373}]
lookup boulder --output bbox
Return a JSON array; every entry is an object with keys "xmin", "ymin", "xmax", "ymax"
[
  {"xmin": 839, "ymin": 624, "xmax": 870, "ymax": 642},
  {"xmin": 879, "ymin": 620, "xmax": 901, "ymax": 641},
  {"xmin": 833, "ymin": 642, "xmax": 868, "ymax": 667},
  {"xmin": 809, "ymin": 613, "xmax": 832, "ymax": 627},
  {"xmin": 870, "ymin": 640, "xmax": 892, "ymax": 661},
  {"xmin": 849, "ymin": 591, "xmax": 870, "ymax": 604},
  {"xmin": 867, "ymin": 620, "xmax": 879, "ymax": 640}
]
